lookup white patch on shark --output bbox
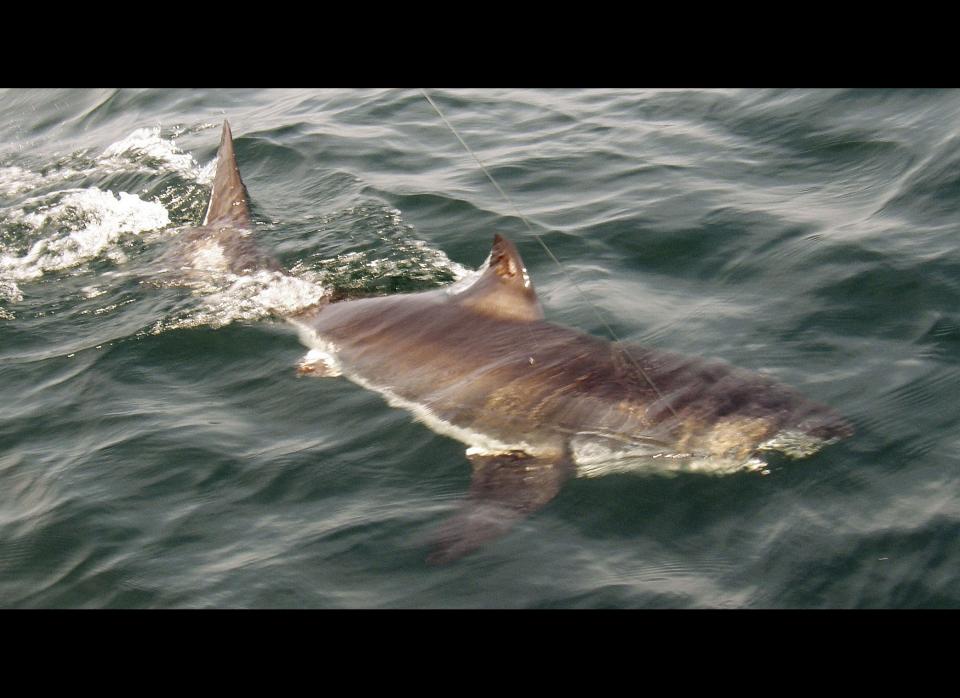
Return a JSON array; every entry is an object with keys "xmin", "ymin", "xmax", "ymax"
[
  {"xmin": 187, "ymin": 239, "xmax": 229, "ymax": 272},
  {"xmin": 293, "ymin": 331, "xmax": 343, "ymax": 378},
  {"xmin": 356, "ymin": 378, "xmax": 555, "ymax": 458},
  {"xmin": 297, "ymin": 347, "xmax": 343, "ymax": 377}
]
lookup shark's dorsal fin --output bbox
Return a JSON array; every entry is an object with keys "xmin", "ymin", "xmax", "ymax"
[
  {"xmin": 457, "ymin": 234, "xmax": 544, "ymax": 322},
  {"xmin": 203, "ymin": 120, "xmax": 252, "ymax": 228}
]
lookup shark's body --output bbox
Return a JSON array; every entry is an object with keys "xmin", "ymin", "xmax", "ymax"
[{"xmin": 177, "ymin": 121, "xmax": 852, "ymax": 562}]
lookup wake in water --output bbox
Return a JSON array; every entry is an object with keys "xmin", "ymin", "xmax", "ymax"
[
  {"xmin": 146, "ymin": 200, "xmax": 471, "ymax": 334},
  {"xmin": 0, "ymin": 124, "xmax": 468, "ymax": 329}
]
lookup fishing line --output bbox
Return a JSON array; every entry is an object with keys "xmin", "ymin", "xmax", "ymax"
[{"xmin": 420, "ymin": 89, "xmax": 679, "ymax": 420}]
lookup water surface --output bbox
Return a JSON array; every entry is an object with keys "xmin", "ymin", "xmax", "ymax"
[{"xmin": 1, "ymin": 88, "xmax": 958, "ymax": 607}]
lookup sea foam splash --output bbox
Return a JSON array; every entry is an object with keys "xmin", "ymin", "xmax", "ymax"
[
  {"xmin": 0, "ymin": 166, "xmax": 47, "ymax": 197},
  {"xmin": 1, "ymin": 126, "xmax": 214, "ymax": 205},
  {"xmin": 0, "ymin": 279, "xmax": 21, "ymax": 319},
  {"xmin": 0, "ymin": 279, "xmax": 22, "ymax": 302},
  {"xmin": 101, "ymin": 127, "xmax": 215, "ymax": 183},
  {"xmin": 0, "ymin": 125, "xmax": 219, "ymax": 287},
  {"xmin": 0, "ymin": 188, "xmax": 170, "ymax": 281},
  {"xmin": 146, "ymin": 269, "xmax": 329, "ymax": 334}
]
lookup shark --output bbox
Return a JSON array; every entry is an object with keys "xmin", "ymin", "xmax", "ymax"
[{"xmin": 175, "ymin": 121, "xmax": 853, "ymax": 563}]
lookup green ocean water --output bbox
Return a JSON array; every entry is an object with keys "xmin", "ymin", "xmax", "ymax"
[{"xmin": 0, "ymin": 88, "xmax": 958, "ymax": 608}]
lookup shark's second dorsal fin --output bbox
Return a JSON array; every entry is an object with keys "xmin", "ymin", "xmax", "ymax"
[
  {"xmin": 457, "ymin": 234, "xmax": 544, "ymax": 322},
  {"xmin": 203, "ymin": 120, "xmax": 252, "ymax": 228}
]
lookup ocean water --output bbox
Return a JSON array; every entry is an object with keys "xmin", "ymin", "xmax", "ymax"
[{"xmin": 1, "ymin": 88, "xmax": 958, "ymax": 608}]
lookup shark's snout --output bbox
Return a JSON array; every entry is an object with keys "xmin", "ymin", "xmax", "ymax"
[
  {"xmin": 795, "ymin": 405, "xmax": 854, "ymax": 443},
  {"xmin": 804, "ymin": 416, "xmax": 854, "ymax": 442}
]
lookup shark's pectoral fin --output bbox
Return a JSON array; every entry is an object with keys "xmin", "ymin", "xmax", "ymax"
[{"xmin": 427, "ymin": 449, "xmax": 573, "ymax": 565}]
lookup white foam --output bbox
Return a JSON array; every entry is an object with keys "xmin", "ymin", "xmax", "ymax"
[
  {"xmin": 0, "ymin": 188, "xmax": 169, "ymax": 281},
  {"xmin": 0, "ymin": 279, "xmax": 23, "ymax": 320},
  {"xmin": 101, "ymin": 127, "xmax": 207, "ymax": 179},
  {"xmin": 3, "ymin": 127, "xmax": 213, "ymax": 209},
  {"xmin": 148, "ymin": 269, "xmax": 328, "ymax": 333},
  {"xmin": 0, "ymin": 279, "xmax": 22, "ymax": 303},
  {"xmin": 80, "ymin": 284, "xmax": 107, "ymax": 299},
  {"xmin": 445, "ymin": 266, "xmax": 483, "ymax": 295},
  {"xmin": 404, "ymin": 237, "xmax": 472, "ymax": 281},
  {"xmin": 0, "ymin": 279, "xmax": 19, "ymax": 320},
  {"xmin": 241, "ymin": 272, "xmax": 326, "ymax": 316},
  {"xmin": 0, "ymin": 166, "xmax": 46, "ymax": 197},
  {"xmin": 195, "ymin": 158, "xmax": 216, "ymax": 185}
]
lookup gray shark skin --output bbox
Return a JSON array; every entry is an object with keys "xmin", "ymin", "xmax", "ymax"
[{"xmin": 182, "ymin": 121, "xmax": 853, "ymax": 564}]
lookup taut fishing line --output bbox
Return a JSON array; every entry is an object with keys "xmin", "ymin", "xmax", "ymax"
[{"xmin": 420, "ymin": 89, "xmax": 678, "ymax": 420}]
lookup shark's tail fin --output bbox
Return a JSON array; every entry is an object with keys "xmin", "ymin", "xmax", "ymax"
[
  {"xmin": 203, "ymin": 120, "xmax": 253, "ymax": 228},
  {"xmin": 171, "ymin": 120, "xmax": 283, "ymax": 276}
]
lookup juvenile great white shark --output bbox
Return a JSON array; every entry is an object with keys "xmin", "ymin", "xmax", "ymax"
[{"xmin": 176, "ymin": 121, "xmax": 853, "ymax": 563}]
